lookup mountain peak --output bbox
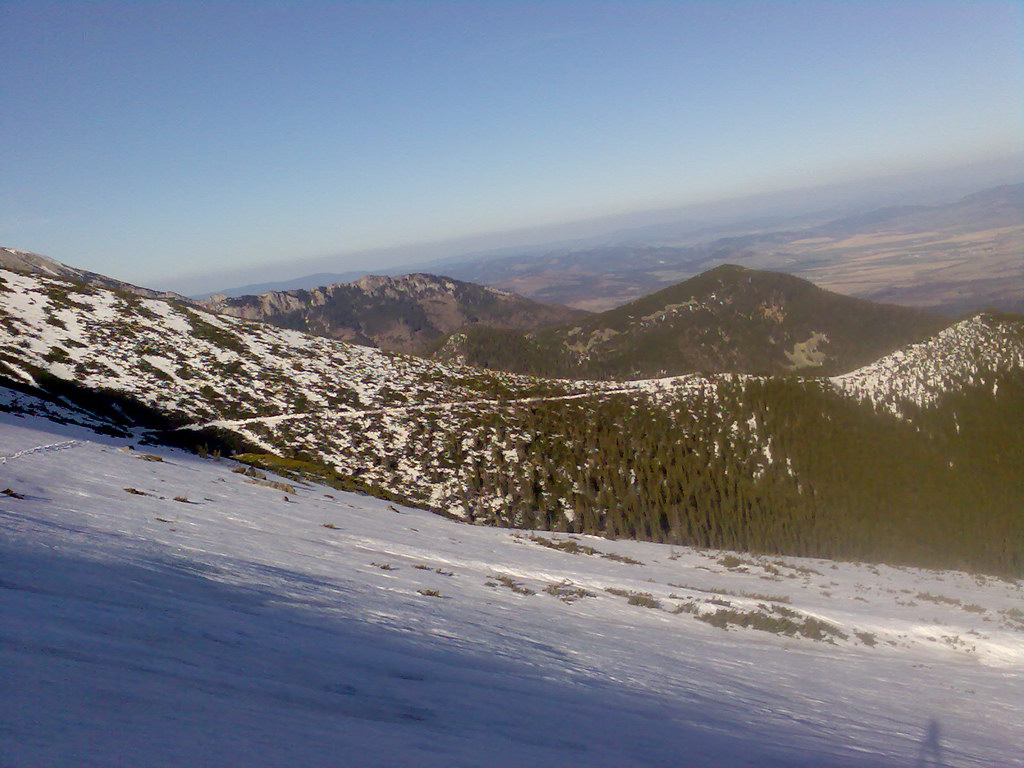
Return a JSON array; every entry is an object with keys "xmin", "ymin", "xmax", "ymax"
[
  {"xmin": 704, "ymin": 263, "xmax": 749, "ymax": 277},
  {"xmin": 0, "ymin": 247, "xmax": 68, "ymax": 277},
  {"xmin": 436, "ymin": 265, "xmax": 948, "ymax": 379}
]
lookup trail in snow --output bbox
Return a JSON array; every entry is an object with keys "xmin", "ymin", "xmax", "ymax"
[
  {"xmin": 184, "ymin": 385, "xmax": 656, "ymax": 431},
  {"xmin": 0, "ymin": 439, "xmax": 81, "ymax": 464}
]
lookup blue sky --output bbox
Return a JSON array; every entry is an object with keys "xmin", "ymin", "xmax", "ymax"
[{"xmin": 2, "ymin": 1, "xmax": 1021, "ymax": 290}]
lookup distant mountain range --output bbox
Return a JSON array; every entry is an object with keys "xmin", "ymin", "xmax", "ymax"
[
  {"xmin": 201, "ymin": 273, "xmax": 588, "ymax": 355},
  {"xmin": 437, "ymin": 183, "xmax": 1024, "ymax": 315},
  {"xmin": 194, "ymin": 270, "xmax": 370, "ymax": 300},
  {"xmin": 0, "ymin": 246, "xmax": 981, "ymax": 383},
  {"xmin": 434, "ymin": 265, "xmax": 947, "ymax": 379},
  {"xmin": 190, "ymin": 260, "xmax": 949, "ymax": 379},
  {"xmin": 197, "ymin": 182, "xmax": 1023, "ymax": 316}
]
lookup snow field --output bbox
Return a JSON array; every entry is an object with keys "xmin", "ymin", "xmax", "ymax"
[{"xmin": 1, "ymin": 412, "xmax": 1021, "ymax": 767}]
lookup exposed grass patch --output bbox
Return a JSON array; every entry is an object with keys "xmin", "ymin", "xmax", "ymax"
[
  {"xmin": 1000, "ymin": 608, "xmax": 1024, "ymax": 632},
  {"xmin": 696, "ymin": 605, "xmax": 848, "ymax": 642},
  {"xmin": 529, "ymin": 535, "xmax": 599, "ymax": 556},
  {"xmin": 916, "ymin": 592, "xmax": 962, "ymax": 606},
  {"xmin": 137, "ymin": 359, "xmax": 173, "ymax": 383},
  {"xmin": 718, "ymin": 554, "xmax": 752, "ymax": 570},
  {"xmin": 492, "ymin": 575, "xmax": 535, "ymax": 596},
  {"xmin": 668, "ymin": 582, "xmax": 791, "ymax": 604},
  {"xmin": 123, "ymin": 487, "xmax": 147, "ymax": 496},
  {"xmin": 543, "ymin": 581, "xmax": 597, "ymax": 603},
  {"xmin": 244, "ymin": 477, "xmax": 297, "ymax": 493},
  {"xmin": 527, "ymin": 535, "xmax": 644, "ymax": 565},
  {"xmin": 602, "ymin": 552, "xmax": 644, "ymax": 565},
  {"xmin": 233, "ymin": 453, "xmax": 410, "ymax": 505},
  {"xmin": 790, "ymin": 565, "xmax": 824, "ymax": 577},
  {"xmin": 44, "ymin": 286, "xmax": 92, "ymax": 310},
  {"xmin": 417, "ymin": 589, "xmax": 442, "ymax": 598},
  {"xmin": 671, "ymin": 601, "xmax": 699, "ymax": 615},
  {"xmin": 233, "ymin": 465, "xmax": 267, "ymax": 479},
  {"xmin": 606, "ymin": 587, "xmax": 661, "ymax": 609},
  {"xmin": 627, "ymin": 593, "xmax": 662, "ymax": 609},
  {"xmin": 42, "ymin": 346, "xmax": 70, "ymax": 364},
  {"xmin": 185, "ymin": 312, "xmax": 248, "ymax": 354}
]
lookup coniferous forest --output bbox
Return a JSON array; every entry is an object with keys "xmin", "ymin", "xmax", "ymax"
[{"xmin": 434, "ymin": 373, "xmax": 1023, "ymax": 577}]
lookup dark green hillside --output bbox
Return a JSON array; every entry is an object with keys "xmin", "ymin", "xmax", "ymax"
[
  {"xmin": 435, "ymin": 265, "xmax": 948, "ymax": 379},
  {"xmin": 444, "ymin": 373, "xmax": 1023, "ymax": 576}
]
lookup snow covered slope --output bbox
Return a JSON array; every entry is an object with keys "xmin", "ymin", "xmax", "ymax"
[
  {"xmin": 0, "ymin": 267, "xmax": 575, "ymax": 427},
  {"xmin": 2, "ymin": 411, "xmax": 1022, "ymax": 767},
  {"xmin": 832, "ymin": 313, "xmax": 1024, "ymax": 414},
  {"xmin": 0, "ymin": 246, "xmax": 188, "ymax": 302}
]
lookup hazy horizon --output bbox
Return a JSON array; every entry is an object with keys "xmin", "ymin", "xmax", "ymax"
[
  {"xmin": 2, "ymin": 1, "xmax": 1021, "ymax": 293},
  {"xmin": 165, "ymin": 157, "xmax": 1024, "ymax": 296}
]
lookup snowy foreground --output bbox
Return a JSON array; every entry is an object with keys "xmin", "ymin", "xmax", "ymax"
[{"xmin": 1, "ymin": 414, "xmax": 1022, "ymax": 768}]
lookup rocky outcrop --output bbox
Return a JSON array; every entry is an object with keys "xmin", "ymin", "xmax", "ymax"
[{"xmin": 201, "ymin": 273, "xmax": 588, "ymax": 355}]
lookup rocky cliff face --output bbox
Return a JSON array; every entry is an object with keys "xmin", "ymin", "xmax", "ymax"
[{"xmin": 202, "ymin": 273, "xmax": 589, "ymax": 354}]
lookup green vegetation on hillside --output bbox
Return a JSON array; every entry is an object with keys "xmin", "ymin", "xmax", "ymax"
[
  {"xmin": 436, "ymin": 266, "xmax": 947, "ymax": 379},
  {"xmin": 434, "ymin": 374, "xmax": 1023, "ymax": 576},
  {"xmin": 231, "ymin": 453, "xmax": 438, "ymax": 511}
]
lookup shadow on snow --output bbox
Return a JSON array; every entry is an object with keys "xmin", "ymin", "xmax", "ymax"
[{"xmin": 0, "ymin": 525, "xmax": 948, "ymax": 768}]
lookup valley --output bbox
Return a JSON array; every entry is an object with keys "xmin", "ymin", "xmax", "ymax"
[{"xmin": 1, "ymin": 244, "xmax": 1021, "ymax": 768}]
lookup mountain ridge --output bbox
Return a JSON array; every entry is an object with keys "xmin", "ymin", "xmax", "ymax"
[
  {"xmin": 434, "ymin": 265, "xmax": 948, "ymax": 379},
  {"xmin": 0, "ymin": 246, "xmax": 190, "ymax": 303},
  {"xmin": 437, "ymin": 182, "xmax": 1024, "ymax": 315},
  {"xmin": 200, "ymin": 272, "xmax": 589, "ymax": 355},
  {"xmin": 2, "ymin": 247, "xmax": 590, "ymax": 357}
]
